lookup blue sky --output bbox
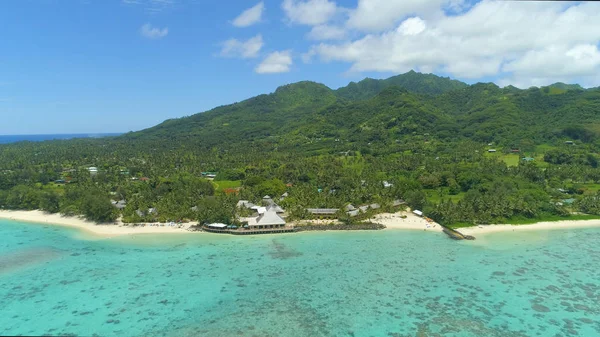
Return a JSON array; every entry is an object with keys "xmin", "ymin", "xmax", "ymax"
[{"xmin": 1, "ymin": 0, "xmax": 600, "ymax": 135}]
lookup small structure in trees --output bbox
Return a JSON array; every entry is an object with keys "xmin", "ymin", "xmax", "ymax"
[{"xmin": 307, "ymin": 208, "xmax": 339, "ymax": 219}]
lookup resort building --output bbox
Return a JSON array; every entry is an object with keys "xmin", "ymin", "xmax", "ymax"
[
  {"xmin": 307, "ymin": 208, "xmax": 339, "ymax": 219},
  {"xmin": 347, "ymin": 210, "xmax": 360, "ymax": 217},
  {"xmin": 252, "ymin": 206, "xmax": 267, "ymax": 214},
  {"xmin": 267, "ymin": 203, "xmax": 285, "ymax": 214},
  {"xmin": 237, "ymin": 200, "xmax": 256, "ymax": 209},
  {"xmin": 111, "ymin": 200, "xmax": 127, "ymax": 210},
  {"xmin": 392, "ymin": 199, "xmax": 406, "ymax": 207},
  {"xmin": 262, "ymin": 195, "xmax": 275, "ymax": 205},
  {"xmin": 251, "ymin": 210, "xmax": 286, "ymax": 229}
]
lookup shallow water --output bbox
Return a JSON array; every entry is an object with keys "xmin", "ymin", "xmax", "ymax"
[{"xmin": 1, "ymin": 220, "xmax": 599, "ymax": 337}]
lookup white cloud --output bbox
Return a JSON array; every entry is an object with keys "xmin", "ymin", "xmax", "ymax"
[
  {"xmin": 140, "ymin": 23, "xmax": 169, "ymax": 39},
  {"xmin": 504, "ymin": 45, "xmax": 600, "ymax": 78},
  {"xmin": 306, "ymin": 1, "xmax": 600, "ymax": 86},
  {"xmin": 255, "ymin": 51, "xmax": 293, "ymax": 74},
  {"xmin": 396, "ymin": 17, "xmax": 426, "ymax": 36},
  {"xmin": 307, "ymin": 25, "xmax": 346, "ymax": 40},
  {"xmin": 282, "ymin": 0, "xmax": 338, "ymax": 26},
  {"xmin": 232, "ymin": 2, "xmax": 265, "ymax": 27},
  {"xmin": 347, "ymin": 0, "xmax": 447, "ymax": 32},
  {"xmin": 220, "ymin": 34, "xmax": 264, "ymax": 59}
]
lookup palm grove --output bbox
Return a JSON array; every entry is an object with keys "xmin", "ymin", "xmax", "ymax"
[{"xmin": 1, "ymin": 71, "xmax": 600, "ymax": 227}]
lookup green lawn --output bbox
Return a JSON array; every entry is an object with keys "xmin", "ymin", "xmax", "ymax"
[
  {"xmin": 500, "ymin": 154, "xmax": 520, "ymax": 167},
  {"xmin": 569, "ymin": 183, "xmax": 600, "ymax": 195},
  {"xmin": 484, "ymin": 151, "xmax": 520, "ymax": 167},
  {"xmin": 426, "ymin": 190, "xmax": 466, "ymax": 204},
  {"xmin": 212, "ymin": 180, "xmax": 242, "ymax": 191}
]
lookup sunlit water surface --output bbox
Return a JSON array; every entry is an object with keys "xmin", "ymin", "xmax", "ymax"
[{"xmin": 1, "ymin": 220, "xmax": 599, "ymax": 337}]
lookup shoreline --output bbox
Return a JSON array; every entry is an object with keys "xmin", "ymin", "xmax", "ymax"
[
  {"xmin": 372, "ymin": 212, "xmax": 444, "ymax": 232},
  {"xmin": 2, "ymin": 210, "xmax": 600, "ymax": 239},
  {"xmin": 0, "ymin": 210, "xmax": 198, "ymax": 238},
  {"xmin": 458, "ymin": 220, "xmax": 600, "ymax": 236}
]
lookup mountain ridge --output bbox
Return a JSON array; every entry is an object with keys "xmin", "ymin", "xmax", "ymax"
[{"xmin": 122, "ymin": 70, "xmax": 600, "ymax": 152}]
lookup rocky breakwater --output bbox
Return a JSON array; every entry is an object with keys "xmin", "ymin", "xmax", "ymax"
[
  {"xmin": 442, "ymin": 227, "xmax": 475, "ymax": 240},
  {"xmin": 295, "ymin": 222, "xmax": 386, "ymax": 232}
]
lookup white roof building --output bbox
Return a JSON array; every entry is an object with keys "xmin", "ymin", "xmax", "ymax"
[
  {"xmin": 347, "ymin": 210, "xmax": 360, "ymax": 217},
  {"xmin": 262, "ymin": 195, "xmax": 275, "ymax": 205},
  {"xmin": 256, "ymin": 207, "xmax": 267, "ymax": 214},
  {"xmin": 392, "ymin": 199, "xmax": 405, "ymax": 207},
  {"xmin": 413, "ymin": 210, "xmax": 423, "ymax": 217},
  {"xmin": 267, "ymin": 204, "xmax": 285, "ymax": 213},
  {"xmin": 307, "ymin": 208, "xmax": 338, "ymax": 215},
  {"xmin": 237, "ymin": 200, "xmax": 256, "ymax": 209},
  {"xmin": 252, "ymin": 210, "xmax": 286, "ymax": 227}
]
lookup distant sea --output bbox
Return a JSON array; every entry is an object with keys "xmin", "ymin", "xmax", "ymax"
[
  {"xmin": 0, "ymin": 133, "xmax": 122, "ymax": 144},
  {"xmin": 1, "ymin": 220, "xmax": 600, "ymax": 337}
]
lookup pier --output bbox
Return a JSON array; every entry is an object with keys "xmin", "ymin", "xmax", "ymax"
[{"xmin": 201, "ymin": 226, "xmax": 297, "ymax": 235}]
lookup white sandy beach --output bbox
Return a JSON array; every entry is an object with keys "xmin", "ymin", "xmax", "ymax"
[
  {"xmin": 372, "ymin": 210, "xmax": 600, "ymax": 236},
  {"xmin": 0, "ymin": 210, "xmax": 197, "ymax": 238},
  {"xmin": 458, "ymin": 220, "xmax": 600, "ymax": 236},
  {"xmin": 3, "ymin": 210, "xmax": 600, "ymax": 238},
  {"xmin": 372, "ymin": 211, "xmax": 444, "ymax": 232}
]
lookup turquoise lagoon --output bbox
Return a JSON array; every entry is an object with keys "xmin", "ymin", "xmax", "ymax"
[{"xmin": 1, "ymin": 220, "xmax": 599, "ymax": 337}]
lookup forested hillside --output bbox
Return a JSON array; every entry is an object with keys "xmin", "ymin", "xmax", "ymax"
[
  {"xmin": 125, "ymin": 71, "xmax": 600, "ymax": 154},
  {"xmin": 1, "ymin": 71, "xmax": 600, "ymax": 227},
  {"xmin": 335, "ymin": 70, "xmax": 468, "ymax": 100}
]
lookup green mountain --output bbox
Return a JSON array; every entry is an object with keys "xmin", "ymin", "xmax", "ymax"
[
  {"xmin": 547, "ymin": 82, "xmax": 585, "ymax": 91},
  {"xmin": 126, "ymin": 72, "xmax": 600, "ymax": 153},
  {"xmin": 334, "ymin": 70, "xmax": 469, "ymax": 100}
]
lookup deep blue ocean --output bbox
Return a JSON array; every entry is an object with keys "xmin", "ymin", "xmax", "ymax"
[{"xmin": 0, "ymin": 133, "xmax": 122, "ymax": 144}]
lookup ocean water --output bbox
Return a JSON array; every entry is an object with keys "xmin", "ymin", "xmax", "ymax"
[
  {"xmin": 1, "ymin": 220, "xmax": 599, "ymax": 337},
  {"xmin": 0, "ymin": 133, "xmax": 122, "ymax": 144}
]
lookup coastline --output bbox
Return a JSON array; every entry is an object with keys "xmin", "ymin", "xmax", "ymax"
[
  {"xmin": 373, "ymin": 212, "xmax": 444, "ymax": 232},
  {"xmin": 0, "ymin": 210, "xmax": 197, "ymax": 238},
  {"xmin": 3, "ymin": 209, "xmax": 600, "ymax": 239},
  {"xmin": 458, "ymin": 219, "xmax": 600, "ymax": 236}
]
